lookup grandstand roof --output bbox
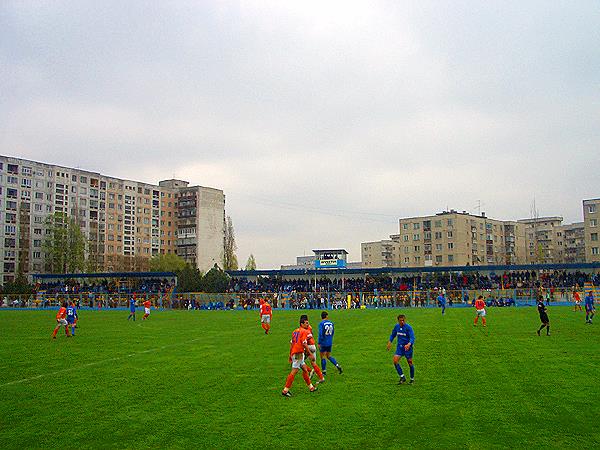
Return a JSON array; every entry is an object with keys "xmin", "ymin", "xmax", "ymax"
[
  {"xmin": 33, "ymin": 271, "xmax": 177, "ymax": 280},
  {"xmin": 227, "ymin": 262, "xmax": 600, "ymax": 278}
]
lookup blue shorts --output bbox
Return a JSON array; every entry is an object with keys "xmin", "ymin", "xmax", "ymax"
[
  {"xmin": 319, "ymin": 345, "xmax": 332, "ymax": 353},
  {"xmin": 67, "ymin": 318, "xmax": 76, "ymax": 324},
  {"xmin": 395, "ymin": 345, "xmax": 414, "ymax": 359},
  {"xmin": 130, "ymin": 309, "xmax": 136, "ymax": 313}
]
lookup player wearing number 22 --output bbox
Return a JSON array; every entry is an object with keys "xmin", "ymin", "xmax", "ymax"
[
  {"xmin": 387, "ymin": 314, "xmax": 415, "ymax": 384},
  {"xmin": 318, "ymin": 311, "xmax": 342, "ymax": 376}
]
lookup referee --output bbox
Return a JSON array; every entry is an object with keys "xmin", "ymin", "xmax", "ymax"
[{"xmin": 536, "ymin": 295, "xmax": 550, "ymax": 336}]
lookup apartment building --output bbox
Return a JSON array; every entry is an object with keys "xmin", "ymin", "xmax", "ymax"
[
  {"xmin": 361, "ymin": 239, "xmax": 400, "ymax": 268},
  {"xmin": 394, "ymin": 211, "xmax": 529, "ymax": 268},
  {"xmin": 361, "ymin": 210, "xmax": 530, "ymax": 269},
  {"xmin": 583, "ymin": 198, "xmax": 600, "ymax": 262},
  {"xmin": 517, "ymin": 217, "xmax": 563, "ymax": 264},
  {"xmin": 0, "ymin": 156, "xmax": 225, "ymax": 283},
  {"xmin": 558, "ymin": 222, "xmax": 585, "ymax": 264}
]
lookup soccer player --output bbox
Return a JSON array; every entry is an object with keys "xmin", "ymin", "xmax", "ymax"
[
  {"xmin": 52, "ymin": 302, "xmax": 71, "ymax": 339},
  {"xmin": 66, "ymin": 301, "xmax": 78, "ymax": 336},
  {"xmin": 127, "ymin": 296, "xmax": 136, "ymax": 321},
  {"xmin": 585, "ymin": 291, "xmax": 595, "ymax": 324},
  {"xmin": 536, "ymin": 295, "xmax": 550, "ymax": 336},
  {"xmin": 259, "ymin": 299, "xmax": 272, "ymax": 334},
  {"xmin": 142, "ymin": 299, "xmax": 152, "ymax": 320},
  {"xmin": 305, "ymin": 324, "xmax": 325, "ymax": 384},
  {"xmin": 386, "ymin": 314, "xmax": 415, "ymax": 384},
  {"xmin": 573, "ymin": 290, "xmax": 582, "ymax": 312},
  {"xmin": 318, "ymin": 311, "xmax": 342, "ymax": 376},
  {"xmin": 437, "ymin": 293, "xmax": 446, "ymax": 316},
  {"xmin": 281, "ymin": 315, "xmax": 317, "ymax": 397},
  {"xmin": 473, "ymin": 295, "xmax": 487, "ymax": 327}
]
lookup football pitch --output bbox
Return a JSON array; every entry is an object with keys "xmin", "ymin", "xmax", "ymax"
[{"xmin": 1, "ymin": 307, "xmax": 599, "ymax": 449}]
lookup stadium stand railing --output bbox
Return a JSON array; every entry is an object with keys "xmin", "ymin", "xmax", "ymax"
[{"xmin": 2, "ymin": 286, "xmax": 587, "ymax": 310}]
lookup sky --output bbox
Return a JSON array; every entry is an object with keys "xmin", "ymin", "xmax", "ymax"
[{"xmin": 1, "ymin": 1, "xmax": 599, "ymax": 269}]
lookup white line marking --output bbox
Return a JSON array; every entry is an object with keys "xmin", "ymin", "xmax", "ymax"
[{"xmin": 0, "ymin": 338, "xmax": 200, "ymax": 388}]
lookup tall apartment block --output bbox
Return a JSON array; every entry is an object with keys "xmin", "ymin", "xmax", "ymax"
[
  {"xmin": 517, "ymin": 217, "xmax": 564, "ymax": 264},
  {"xmin": 0, "ymin": 155, "xmax": 225, "ymax": 283},
  {"xmin": 367, "ymin": 210, "xmax": 527, "ymax": 269},
  {"xmin": 583, "ymin": 198, "xmax": 600, "ymax": 262}
]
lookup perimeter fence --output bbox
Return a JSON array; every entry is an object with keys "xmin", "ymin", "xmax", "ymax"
[{"xmin": 0, "ymin": 286, "xmax": 588, "ymax": 310}]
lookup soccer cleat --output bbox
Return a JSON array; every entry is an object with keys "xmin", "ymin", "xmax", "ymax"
[
  {"xmin": 310, "ymin": 386, "xmax": 318, "ymax": 392},
  {"xmin": 537, "ymin": 330, "xmax": 540, "ymax": 336},
  {"xmin": 281, "ymin": 391, "xmax": 292, "ymax": 398},
  {"xmin": 546, "ymin": 332, "xmax": 550, "ymax": 336},
  {"xmin": 337, "ymin": 365, "xmax": 343, "ymax": 374},
  {"xmin": 398, "ymin": 376, "xmax": 406, "ymax": 385},
  {"xmin": 409, "ymin": 379, "xmax": 415, "ymax": 384},
  {"xmin": 317, "ymin": 378, "xmax": 325, "ymax": 384}
]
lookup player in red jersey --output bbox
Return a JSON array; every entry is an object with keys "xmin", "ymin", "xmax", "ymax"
[
  {"xmin": 142, "ymin": 299, "xmax": 152, "ymax": 320},
  {"xmin": 305, "ymin": 325, "xmax": 325, "ymax": 383},
  {"xmin": 473, "ymin": 295, "xmax": 487, "ymax": 327},
  {"xmin": 52, "ymin": 301, "xmax": 71, "ymax": 339},
  {"xmin": 259, "ymin": 299, "xmax": 272, "ymax": 334},
  {"xmin": 282, "ymin": 315, "xmax": 317, "ymax": 397}
]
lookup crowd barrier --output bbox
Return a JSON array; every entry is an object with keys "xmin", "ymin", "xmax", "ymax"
[{"xmin": 0, "ymin": 287, "xmax": 591, "ymax": 310}]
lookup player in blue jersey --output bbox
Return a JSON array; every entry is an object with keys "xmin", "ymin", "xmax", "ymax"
[
  {"xmin": 127, "ymin": 296, "xmax": 136, "ymax": 321},
  {"xmin": 66, "ymin": 301, "xmax": 78, "ymax": 336},
  {"xmin": 437, "ymin": 293, "xmax": 446, "ymax": 316},
  {"xmin": 318, "ymin": 311, "xmax": 342, "ymax": 376},
  {"xmin": 585, "ymin": 291, "xmax": 595, "ymax": 324},
  {"xmin": 387, "ymin": 314, "xmax": 415, "ymax": 384}
]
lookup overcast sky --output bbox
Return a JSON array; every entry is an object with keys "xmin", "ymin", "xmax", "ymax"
[{"xmin": 2, "ymin": 1, "xmax": 599, "ymax": 269}]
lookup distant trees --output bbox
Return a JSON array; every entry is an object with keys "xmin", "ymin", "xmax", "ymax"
[
  {"xmin": 149, "ymin": 253, "xmax": 188, "ymax": 273},
  {"xmin": 245, "ymin": 254, "xmax": 257, "ymax": 271},
  {"xmin": 223, "ymin": 216, "xmax": 238, "ymax": 270}
]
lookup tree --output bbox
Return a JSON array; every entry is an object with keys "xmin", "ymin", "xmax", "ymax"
[
  {"xmin": 245, "ymin": 254, "xmax": 257, "ymax": 271},
  {"xmin": 223, "ymin": 215, "xmax": 238, "ymax": 270},
  {"xmin": 200, "ymin": 264, "xmax": 230, "ymax": 293},
  {"xmin": 42, "ymin": 212, "xmax": 86, "ymax": 273},
  {"xmin": 149, "ymin": 253, "xmax": 187, "ymax": 273},
  {"xmin": 177, "ymin": 263, "xmax": 203, "ymax": 292}
]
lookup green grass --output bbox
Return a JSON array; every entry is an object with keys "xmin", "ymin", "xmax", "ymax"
[{"xmin": 0, "ymin": 307, "xmax": 599, "ymax": 449}]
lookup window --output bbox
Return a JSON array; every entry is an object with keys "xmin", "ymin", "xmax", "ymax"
[
  {"xmin": 591, "ymin": 219, "xmax": 598, "ymax": 227},
  {"xmin": 435, "ymin": 244, "xmax": 442, "ymax": 251},
  {"xmin": 447, "ymin": 231, "xmax": 453, "ymax": 238},
  {"xmin": 435, "ymin": 232, "xmax": 442, "ymax": 239},
  {"xmin": 403, "ymin": 235, "xmax": 409, "ymax": 242},
  {"xmin": 592, "ymin": 247, "xmax": 599, "ymax": 255},
  {"xmin": 435, "ymin": 255, "xmax": 442, "ymax": 263},
  {"xmin": 5, "ymin": 225, "xmax": 16, "ymax": 234},
  {"xmin": 448, "ymin": 255, "xmax": 454, "ymax": 262},
  {"xmin": 414, "ymin": 245, "xmax": 420, "ymax": 252},
  {"xmin": 448, "ymin": 242, "xmax": 454, "ymax": 249},
  {"xmin": 413, "ymin": 234, "xmax": 420, "ymax": 241},
  {"xmin": 413, "ymin": 223, "xmax": 420, "ymax": 230},
  {"xmin": 589, "ymin": 204, "xmax": 597, "ymax": 214},
  {"xmin": 592, "ymin": 233, "xmax": 598, "ymax": 242},
  {"xmin": 434, "ymin": 220, "xmax": 442, "ymax": 228},
  {"xmin": 8, "ymin": 176, "xmax": 18, "ymax": 184},
  {"xmin": 21, "ymin": 178, "xmax": 32, "ymax": 188},
  {"xmin": 447, "ymin": 219, "xmax": 453, "ymax": 226}
]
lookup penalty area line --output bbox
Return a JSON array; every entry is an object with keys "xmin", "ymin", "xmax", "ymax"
[{"xmin": 0, "ymin": 337, "xmax": 200, "ymax": 388}]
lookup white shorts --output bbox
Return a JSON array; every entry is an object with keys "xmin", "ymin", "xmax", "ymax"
[
  {"xmin": 476, "ymin": 309, "xmax": 486, "ymax": 317},
  {"xmin": 308, "ymin": 344, "xmax": 316, "ymax": 354},
  {"xmin": 56, "ymin": 318, "xmax": 68, "ymax": 326},
  {"xmin": 144, "ymin": 308, "xmax": 151, "ymax": 315},
  {"xmin": 260, "ymin": 315, "xmax": 271, "ymax": 324},
  {"xmin": 291, "ymin": 353, "xmax": 305, "ymax": 369}
]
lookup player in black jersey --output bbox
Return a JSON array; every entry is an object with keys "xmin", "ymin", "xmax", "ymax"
[{"xmin": 536, "ymin": 296, "xmax": 550, "ymax": 336}]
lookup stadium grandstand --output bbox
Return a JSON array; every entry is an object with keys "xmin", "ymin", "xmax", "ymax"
[{"xmin": 1, "ymin": 263, "xmax": 599, "ymax": 310}]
